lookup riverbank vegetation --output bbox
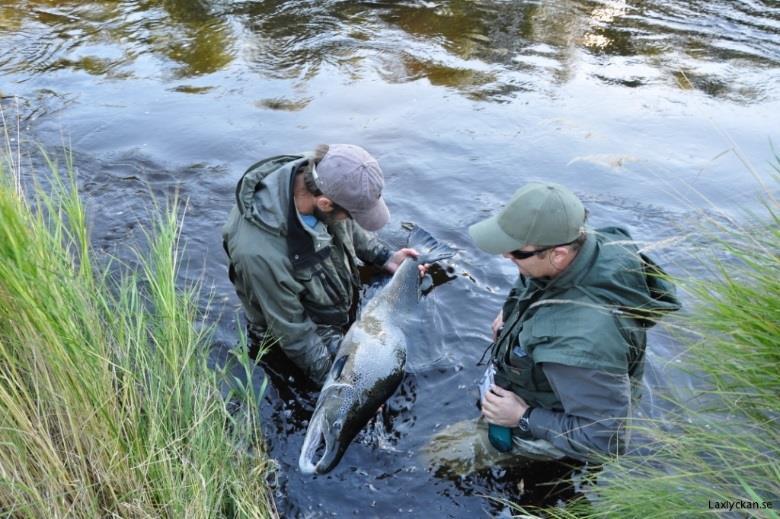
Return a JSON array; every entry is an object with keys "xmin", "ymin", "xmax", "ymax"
[
  {"xmin": 2, "ymin": 137, "xmax": 776, "ymax": 518},
  {"xmin": 521, "ymin": 168, "xmax": 779, "ymax": 518},
  {"xmin": 0, "ymin": 149, "xmax": 274, "ymax": 517}
]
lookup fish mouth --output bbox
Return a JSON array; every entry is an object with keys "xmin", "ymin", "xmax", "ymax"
[
  {"xmin": 298, "ymin": 407, "xmax": 342, "ymax": 475},
  {"xmin": 298, "ymin": 411, "xmax": 323, "ymax": 474}
]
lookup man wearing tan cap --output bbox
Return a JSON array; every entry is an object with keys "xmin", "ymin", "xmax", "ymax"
[
  {"xmin": 426, "ymin": 182, "xmax": 679, "ymax": 469},
  {"xmin": 222, "ymin": 144, "xmax": 418, "ymax": 386}
]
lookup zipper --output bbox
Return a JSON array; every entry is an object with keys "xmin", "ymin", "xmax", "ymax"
[{"xmin": 317, "ymin": 269, "xmax": 344, "ymax": 306}]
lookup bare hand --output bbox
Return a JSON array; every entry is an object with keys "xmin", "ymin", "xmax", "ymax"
[
  {"xmin": 491, "ymin": 309, "xmax": 504, "ymax": 341},
  {"xmin": 481, "ymin": 385, "xmax": 528, "ymax": 427},
  {"xmin": 384, "ymin": 248, "xmax": 420, "ymax": 274}
]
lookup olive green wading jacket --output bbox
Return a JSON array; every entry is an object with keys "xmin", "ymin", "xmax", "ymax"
[
  {"xmin": 222, "ymin": 154, "xmax": 392, "ymax": 385},
  {"xmin": 492, "ymin": 227, "xmax": 680, "ymax": 459}
]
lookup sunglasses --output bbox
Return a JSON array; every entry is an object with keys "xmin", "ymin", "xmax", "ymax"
[
  {"xmin": 509, "ymin": 237, "xmax": 579, "ymax": 260},
  {"xmin": 508, "ymin": 246, "xmax": 554, "ymax": 260}
]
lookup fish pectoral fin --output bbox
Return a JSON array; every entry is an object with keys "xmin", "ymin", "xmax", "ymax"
[{"xmin": 330, "ymin": 355, "xmax": 349, "ymax": 380}]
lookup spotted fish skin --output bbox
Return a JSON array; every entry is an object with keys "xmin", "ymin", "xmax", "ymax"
[{"xmin": 298, "ymin": 226, "xmax": 454, "ymax": 475}]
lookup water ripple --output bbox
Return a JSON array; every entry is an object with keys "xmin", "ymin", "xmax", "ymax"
[{"xmin": 1, "ymin": 0, "xmax": 778, "ymax": 101}]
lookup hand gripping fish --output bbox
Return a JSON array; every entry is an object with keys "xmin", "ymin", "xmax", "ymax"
[{"xmin": 299, "ymin": 225, "xmax": 454, "ymax": 475}]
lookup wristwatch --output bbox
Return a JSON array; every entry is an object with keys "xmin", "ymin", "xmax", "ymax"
[{"xmin": 517, "ymin": 406, "xmax": 534, "ymax": 433}]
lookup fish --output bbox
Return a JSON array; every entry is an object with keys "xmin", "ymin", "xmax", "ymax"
[{"xmin": 298, "ymin": 225, "xmax": 455, "ymax": 475}]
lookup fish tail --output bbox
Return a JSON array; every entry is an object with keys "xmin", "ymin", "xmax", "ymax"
[{"xmin": 405, "ymin": 223, "xmax": 455, "ymax": 264}]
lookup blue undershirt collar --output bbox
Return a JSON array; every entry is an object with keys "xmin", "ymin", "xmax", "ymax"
[{"xmin": 300, "ymin": 213, "xmax": 319, "ymax": 229}]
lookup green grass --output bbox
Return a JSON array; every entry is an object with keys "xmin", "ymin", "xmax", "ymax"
[
  {"xmin": 512, "ymin": 170, "xmax": 779, "ymax": 518},
  {"xmin": 3, "ymin": 134, "xmax": 777, "ymax": 519},
  {"xmin": 0, "ymin": 147, "xmax": 274, "ymax": 517}
]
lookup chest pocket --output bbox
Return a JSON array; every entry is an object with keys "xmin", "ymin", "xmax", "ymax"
[
  {"xmin": 293, "ymin": 265, "xmax": 351, "ymax": 328},
  {"xmin": 497, "ymin": 340, "xmax": 533, "ymax": 389},
  {"xmin": 498, "ymin": 318, "xmax": 556, "ymax": 399}
]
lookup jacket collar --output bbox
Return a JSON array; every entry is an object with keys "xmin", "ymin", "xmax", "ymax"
[
  {"xmin": 285, "ymin": 164, "xmax": 331, "ymax": 270},
  {"xmin": 534, "ymin": 230, "xmax": 597, "ymax": 292},
  {"xmin": 235, "ymin": 155, "xmax": 307, "ymax": 231},
  {"xmin": 234, "ymin": 153, "xmax": 331, "ymax": 269}
]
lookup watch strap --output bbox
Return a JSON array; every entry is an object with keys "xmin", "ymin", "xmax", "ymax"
[{"xmin": 518, "ymin": 406, "xmax": 534, "ymax": 432}]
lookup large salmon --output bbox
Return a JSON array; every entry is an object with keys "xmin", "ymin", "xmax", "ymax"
[{"xmin": 298, "ymin": 225, "xmax": 454, "ymax": 474}]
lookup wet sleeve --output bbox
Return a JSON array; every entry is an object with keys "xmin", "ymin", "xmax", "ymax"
[
  {"xmin": 351, "ymin": 224, "xmax": 392, "ymax": 267},
  {"xmin": 528, "ymin": 363, "xmax": 631, "ymax": 460},
  {"xmin": 240, "ymin": 254, "xmax": 332, "ymax": 385}
]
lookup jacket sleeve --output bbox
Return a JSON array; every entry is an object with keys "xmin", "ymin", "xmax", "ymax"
[
  {"xmin": 527, "ymin": 362, "xmax": 631, "ymax": 460},
  {"xmin": 238, "ymin": 253, "xmax": 332, "ymax": 385},
  {"xmin": 351, "ymin": 223, "xmax": 392, "ymax": 267}
]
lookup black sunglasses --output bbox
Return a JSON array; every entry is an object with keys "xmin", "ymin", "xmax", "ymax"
[
  {"xmin": 508, "ymin": 246, "xmax": 554, "ymax": 260},
  {"xmin": 509, "ymin": 237, "xmax": 579, "ymax": 260}
]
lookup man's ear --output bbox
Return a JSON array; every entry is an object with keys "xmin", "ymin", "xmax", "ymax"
[
  {"xmin": 551, "ymin": 246, "xmax": 570, "ymax": 267},
  {"xmin": 315, "ymin": 196, "xmax": 335, "ymax": 212}
]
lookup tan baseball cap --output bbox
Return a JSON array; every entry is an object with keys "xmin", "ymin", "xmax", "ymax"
[{"xmin": 313, "ymin": 144, "xmax": 390, "ymax": 231}]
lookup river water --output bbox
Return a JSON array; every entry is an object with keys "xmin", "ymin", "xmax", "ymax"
[{"xmin": 2, "ymin": 0, "xmax": 779, "ymax": 516}]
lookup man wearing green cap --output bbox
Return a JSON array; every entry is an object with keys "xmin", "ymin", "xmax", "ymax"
[{"xmin": 430, "ymin": 182, "xmax": 680, "ymax": 466}]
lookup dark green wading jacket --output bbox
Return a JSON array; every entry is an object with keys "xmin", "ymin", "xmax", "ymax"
[
  {"xmin": 221, "ymin": 154, "xmax": 392, "ymax": 385},
  {"xmin": 492, "ymin": 227, "xmax": 681, "ymax": 460}
]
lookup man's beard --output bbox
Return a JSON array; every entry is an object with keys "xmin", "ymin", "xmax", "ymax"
[{"xmin": 313, "ymin": 206, "xmax": 340, "ymax": 226}]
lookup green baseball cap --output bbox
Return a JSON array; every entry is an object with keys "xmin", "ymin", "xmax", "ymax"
[{"xmin": 469, "ymin": 182, "xmax": 585, "ymax": 254}]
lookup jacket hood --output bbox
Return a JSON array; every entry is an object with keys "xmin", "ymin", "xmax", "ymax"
[
  {"xmin": 542, "ymin": 227, "xmax": 681, "ymax": 320},
  {"xmin": 235, "ymin": 154, "xmax": 312, "ymax": 235},
  {"xmin": 234, "ymin": 153, "xmax": 334, "ymax": 269}
]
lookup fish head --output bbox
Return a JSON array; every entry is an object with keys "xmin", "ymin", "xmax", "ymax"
[{"xmin": 298, "ymin": 382, "xmax": 358, "ymax": 475}]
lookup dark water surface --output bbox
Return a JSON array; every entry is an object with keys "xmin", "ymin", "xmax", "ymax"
[{"xmin": 2, "ymin": 0, "xmax": 779, "ymax": 516}]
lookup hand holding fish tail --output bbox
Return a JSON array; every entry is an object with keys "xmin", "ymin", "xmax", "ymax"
[{"xmin": 383, "ymin": 247, "xmax": 421, "ymax": 273}]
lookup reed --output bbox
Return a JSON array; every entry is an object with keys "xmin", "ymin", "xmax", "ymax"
[{"xmin": 0, "ymin": 147, "xmax": 274, "ymax": 517}]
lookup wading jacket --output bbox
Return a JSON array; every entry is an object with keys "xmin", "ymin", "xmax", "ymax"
[
  {"xmin": 491, "ymin": 227, "xmax": 680, "ymax": 460},
  {"xmin": 222, "ymin": 154, "xmax": 392, "ymax": 385}
]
